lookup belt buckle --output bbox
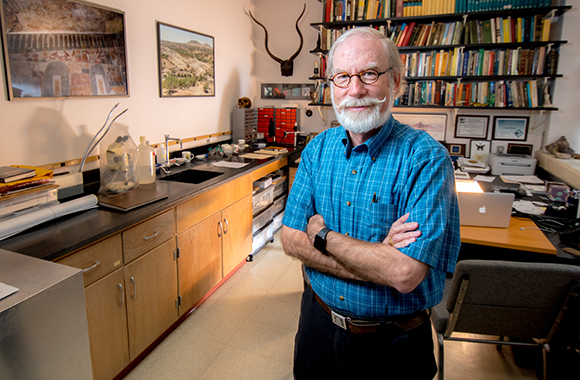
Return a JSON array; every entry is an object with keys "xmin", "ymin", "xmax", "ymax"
[{"xmin": 331, "ymin": 310, "xmax": 348, "ymax": 330}]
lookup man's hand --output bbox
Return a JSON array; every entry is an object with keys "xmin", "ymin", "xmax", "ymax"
[
  {"xmin": 306, "ymin": 214, "xmax": 326, "ymax": 244},
  {"xmin": 384, "ymin": 213, "xmax": 421, "ymax": 249}
]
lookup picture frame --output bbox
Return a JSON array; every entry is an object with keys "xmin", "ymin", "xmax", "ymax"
[
  {"xmin": 392, "ymin": 113, "xmax": 447, "ymax": 141},
  {"xmin": 454, "ymin": 115, "xmax": 489, "ymax": 139},
  {"xmin": 492, "ymin": 116, "xmax": 529, "ymax": 141},
  {"xmin": 261, "ymin": 83, "xmax": 315, "ymax": 100},
  {"xmin": 157, "ymin": 22, "xmax": 215, "ymax": 97},
  {"xmin": 446, "ymin": 143, "xmax": 466, "ymax": 157},
  {"xmin": 0, "ymin": 0, "xmax": 128, "ymax": 99},
  {"xmin": 470, "ymin": 140, "xmax": 491, "ymax": 163},
  {"xmin": 507, "ymin": 143, "xmax": 533, "ymax": 156}
]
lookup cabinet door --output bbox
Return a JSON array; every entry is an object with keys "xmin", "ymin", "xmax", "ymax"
[
  {"xmin": 222, "ymin": 194, "xmax": 252, "ymax": 276},
  {"xmin": 177, "ymin": 212, "xmax": 223, "ymax": 314},
  {"xmin": 84, "ymin": 269, "xmax": 129, "ymax": 380},
  {"xmin": 124, "ymin": 239, "xmax": 178, "ymax": 360}
]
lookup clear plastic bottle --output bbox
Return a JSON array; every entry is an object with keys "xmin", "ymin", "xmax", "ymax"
[{"xmin": 137, "ymin": 136, "xmax": 156, "ymax": 184}]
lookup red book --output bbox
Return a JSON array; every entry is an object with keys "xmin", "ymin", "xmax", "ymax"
[
  {"xmin": 395, "ymin": 0, "xmax": 404, "ymax": 17},
  {"xmin": 401, "ymin": 22, "xmax": 415, "ymax": 47}
]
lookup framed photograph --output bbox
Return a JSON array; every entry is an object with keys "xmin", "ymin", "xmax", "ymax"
[
  {"xmin": 157, "ymin": 22, "xmax": 214, "ymax": 97},
  {"xmin": 454, "ymin": 115, "xmax": 489, "ymax": 139},
  {"xmin": 261, "ymin": 83, "xmax": 315, "ymax": 100},
  {"xmin": 446, "ymin": 143, "xmax": 466, "ymax": 157},
  {"xmin": 507, "ymin": 143, "xmax": 533, "ymax": 156},
  {"xmin": 470, "ymin": 140, "xmax": 491, "ymax": 163},
  {"xmin": 492, "ymin": 116, "xmax": 529, "ymax": 141},
  {"xmin": 0, "ymin": 0, "xmax": 128, "ymax": 99},
  {"xmin": 393, "ymin": 113, "xmax": 447, "ymax": 141}
]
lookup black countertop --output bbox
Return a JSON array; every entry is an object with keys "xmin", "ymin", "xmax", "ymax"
[{"xmin": 0, "ymin": 148, "xmax": 302, "ymax": 262}]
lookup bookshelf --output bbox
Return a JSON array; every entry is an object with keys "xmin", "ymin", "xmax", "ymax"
[{"xmin": 308, "ymin": 2, "xmax": 571, "ymax": 111}]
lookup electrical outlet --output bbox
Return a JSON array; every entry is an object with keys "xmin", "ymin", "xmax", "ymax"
[{"xmin": 206, "ymin": 139, "xmax": 210, "ymax": 143}]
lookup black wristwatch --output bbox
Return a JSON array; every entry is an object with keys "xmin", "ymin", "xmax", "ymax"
[{"xmin": 313, "ymin": 227, "xmax": 332, "ymax": 254}]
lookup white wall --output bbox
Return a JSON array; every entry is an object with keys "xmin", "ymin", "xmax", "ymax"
[
  {"xmin": 2, "ymin": 0, "xmax": 578, "ymax": 168},
  {"xmin": 546, "ymin": 4, "xmax": 580, "ymax": 150},
  {"xmin": 0, "ymin": 0, "xmax": 255, "ymax": 167},
  {"xmin": 251, "ymin": 0, "xmax": 328, "ymax": 133}
]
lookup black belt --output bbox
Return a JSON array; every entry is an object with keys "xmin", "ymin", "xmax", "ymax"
[{"xmin": 313, "ymin": 290, "xmax": 428, "ymax": 335}]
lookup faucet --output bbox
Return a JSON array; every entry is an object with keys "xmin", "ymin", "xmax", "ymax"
[{"xmin": 163, "ymin": 134, "xmax": 183, "ymax": 173}]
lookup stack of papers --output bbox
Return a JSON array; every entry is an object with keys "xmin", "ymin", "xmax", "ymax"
[
  {"xmin": 457, "ymin": 158, "xmax": 490, "ymax": 173},
  {"xmin": 500, "ymin": 175, "xmax": 544, "ymax": 184}
]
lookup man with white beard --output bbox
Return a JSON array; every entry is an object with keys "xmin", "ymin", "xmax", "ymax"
[{"xmin": 281, "ymin": 27, "xmax": 461, "ymax": 379}]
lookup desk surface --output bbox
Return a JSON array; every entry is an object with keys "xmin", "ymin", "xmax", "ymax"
[{"xmin": 460, "ymin": 217, "xmax": 557, "ymax": 255}]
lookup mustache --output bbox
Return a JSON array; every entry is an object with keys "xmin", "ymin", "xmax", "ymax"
[{"xmin": 337, "ymin": 96, "xmax": 387, "ymax": 110}]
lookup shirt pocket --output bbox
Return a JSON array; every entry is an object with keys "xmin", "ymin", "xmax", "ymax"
[{"xmin": 358, "ymin": 201, "xmax": 398, "ymax": 243}]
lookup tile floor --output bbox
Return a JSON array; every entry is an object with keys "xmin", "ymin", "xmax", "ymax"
[{"xmin": 123, "ymin": 230, "xmax": 538, "ymax": 380}]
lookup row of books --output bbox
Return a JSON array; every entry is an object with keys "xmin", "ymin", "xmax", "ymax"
[
  {"xmin": 400, "ymin": 46, "xmax": 559, "ymax": 78},
  {"xmin": 0, "ymin": 166, "xmax": 59, "ymax": 221},
  {"xmin": 394, "ymin": 79, "xmax": 548, "ymax": 108},
  {"xmin": 323, "ymin": 0, "xmax": 554, "ymax": 22},
  {"xmin": 319, "ymin": 13, "xmax": 553, "ymax": 51}
]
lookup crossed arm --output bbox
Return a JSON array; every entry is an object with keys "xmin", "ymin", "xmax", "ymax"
[{"xmin": 281, "ymin": 213, "xmax": 429, "ymax": 294}]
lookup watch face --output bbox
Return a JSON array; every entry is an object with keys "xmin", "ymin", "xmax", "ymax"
[{"xmin": 314, "ymin": 228, "xmax": 329, "ymax": 253}]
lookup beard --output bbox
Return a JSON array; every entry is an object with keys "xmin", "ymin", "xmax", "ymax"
[{"xmin": 332, "ymin": 89, "xmax": 393, "ymax": 134}]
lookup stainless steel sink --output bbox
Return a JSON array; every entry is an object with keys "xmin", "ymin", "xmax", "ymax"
[{"xmin": 159, "ymin": 169, "xmax": 224, "ymax": 184}]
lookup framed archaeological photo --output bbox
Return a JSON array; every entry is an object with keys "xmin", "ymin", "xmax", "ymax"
[
  {"xmin": 0, "ymin": 0, "xmax": 128, "ymax": 99},
  {"xmin": 157, "ymin": 22, "xmax": 215, "ymax": 97},
  {"xmin": 492, "ymin": 116, "xmax": 529, "ymax": 141}
]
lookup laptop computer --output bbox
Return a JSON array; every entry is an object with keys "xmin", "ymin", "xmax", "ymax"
[{"xmin": 457, "ymin": 192, "xmax": 515, "ymax": 228}]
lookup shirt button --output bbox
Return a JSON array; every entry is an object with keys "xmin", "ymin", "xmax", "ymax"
[
  {"xmin": 352, "ymin": 170, "xmax": 357, "ymax": 175},
  {"xmin": 339, "ymin": 296, "xmax": 345, "ymax": 301},
  {"xmin": 345, "ymin": 232, "xmax": 349, "ymax": 236},
  {"xmin": 346, "ymin": 201, "xmax": 351, "ymax": 206},
  {"xmin": 372, "ymin": 157, "xmax": 376, "ymax": 162}
]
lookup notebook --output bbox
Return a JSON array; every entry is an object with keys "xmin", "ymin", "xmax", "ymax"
[{"xmin": 457, "ymin": 192, "xmax": 515, "ymax": 228}]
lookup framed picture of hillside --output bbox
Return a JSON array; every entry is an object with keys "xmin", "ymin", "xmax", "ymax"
[
  {"xmin": 0, "ymin": 0, "xmax": 128, "ymax": 99},
  {"xmin": 156, "ymin": 22, "xmax": 215, "ymax": 97}
]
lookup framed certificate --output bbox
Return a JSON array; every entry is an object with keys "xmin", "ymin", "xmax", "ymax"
[
  {"xmin": 454, "ymin": 115, "xmax": 489, "ymax": 139},
  {"xmin": 492, "ymin": 116, "xmax": 529, "ymax": 141},
  {"xmin": 393, "ymin": 113, "xmax": 447, "ymax": 141}
]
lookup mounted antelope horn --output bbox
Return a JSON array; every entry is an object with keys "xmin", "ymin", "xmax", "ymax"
[{"xmin": 249, "ymin": 4, "xmax": 306, "ymax": 77}]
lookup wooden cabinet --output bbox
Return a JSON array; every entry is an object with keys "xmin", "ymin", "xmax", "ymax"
[
  {"xmin": 222, "ymin": 195, "xmax": 252, "ymax": 276},
  {"xmin": 177, "ymin": 211, "xmax": 223, "ymax": 312},
  {"xmin": 58, "ymin": 234, "xmax": 128, "ymax": 380},
  {"xmin": 124, "ymin": 238, "xmax": 178, "ymax": 360},
  {"xmin": 84, "ymin": 269, "xmax": 129, "ymax": 380},
  {"xmin": 176, "ymin": 174, "xmax": 253, "ymax": 313}
]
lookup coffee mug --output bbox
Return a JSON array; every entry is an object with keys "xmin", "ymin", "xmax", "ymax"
[{"xmin": 182, "ymin": 151, "xmax": 193, "ymax": 161}]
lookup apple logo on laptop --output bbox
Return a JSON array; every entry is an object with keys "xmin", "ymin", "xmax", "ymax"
[{"xmin": 479, "ymin": 206, "xmax": 486, "ymax": 214}]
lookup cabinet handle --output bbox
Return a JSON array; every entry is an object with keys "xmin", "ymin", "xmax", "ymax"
[
  {"xmin": 223, "ymin": 218, "xmax": 229, "ymax": 234},
  {"xmin": 217, "ymin": 221, "xmax": 223, "ymax": 237},
  {"xmin": 118, "ymin": 283, "xmax": 124, "ymax": 307},
  {"xmin": 81, "ymin": 260, "xmax": 101, "ymax": 273},
  {"xmin": 143, "ymin": 231, "xmax": 159, "ymax": 240},
  {"xmin": 130, "ymin": 276, "xmax": 136, "ymax": 299}
]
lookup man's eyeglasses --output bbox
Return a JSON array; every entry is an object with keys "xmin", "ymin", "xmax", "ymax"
[{"xmin": 329, "ymin": 68, "xmax": 392, "ymax": 88}]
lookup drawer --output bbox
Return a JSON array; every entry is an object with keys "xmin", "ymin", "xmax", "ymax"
[
  {"xmin": 252, "ymin": 186, "xmax": 274, "ymax": 216},
  {"xmin": 272, "ymin": 176, "xmax": 288, "ymax": 198},
  {"xmin": 176, "ymin": 174, "xmax": 252, "ymax": 233},
  {"xmin": 252, "ymin": 204, "xmax": 273, "ymax": 234},
  {"xmin": 123, "ymin": 209, "xmax": 175, "ymax": 263},
  {"xmin": 271, "ymin": 194, "xmax": 287, "ymax": 217},
  {"xmin": 57, "ymin": 234, "xmax": 123, "ymax": 287}
]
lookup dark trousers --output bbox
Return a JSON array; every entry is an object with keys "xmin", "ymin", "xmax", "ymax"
[{"xmin": 293, "ymin": 285, "xmax": 438, "ymax": 380}]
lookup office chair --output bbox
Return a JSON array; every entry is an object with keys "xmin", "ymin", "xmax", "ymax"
[{"xmin": 430, "ymin": 260, "xmax": 580, "ymax": 380}]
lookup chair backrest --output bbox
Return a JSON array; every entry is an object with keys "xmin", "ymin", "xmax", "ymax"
[{"xmin": 446, "ymin": 260, "xmax": 580, "ymax": 339}]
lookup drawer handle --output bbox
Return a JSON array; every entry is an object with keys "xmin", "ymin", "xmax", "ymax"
[
  {"xmin": 82, "ymin": 260, "xmax": 101, "ymax": 273},
  {"xmin": 143, "ymin": 231, "xmax": 159, "ymax": 240},
  {"xmin": 223, "ymin": 218, "xmax": 229, "ymax": 234},
  {"xmin": 217, "ymin": 221, "xmax": 223, "ymax": 237},
  {"xmin": 130, "ymin": 277, "xmax": 136, "ymax": 299},
  {"xmin": 118, "ymin": 283, "xmax": 124, "ymax": 307}
]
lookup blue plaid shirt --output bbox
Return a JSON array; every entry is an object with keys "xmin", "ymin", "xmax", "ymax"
[{"xmin": 283, "ymin": 115, "xmax": 461, "ymax": 318}]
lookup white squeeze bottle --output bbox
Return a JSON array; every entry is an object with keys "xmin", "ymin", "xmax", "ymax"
[{"xmin": 137, "ymin": 136, "xmax": 156, "ymax": 184}]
